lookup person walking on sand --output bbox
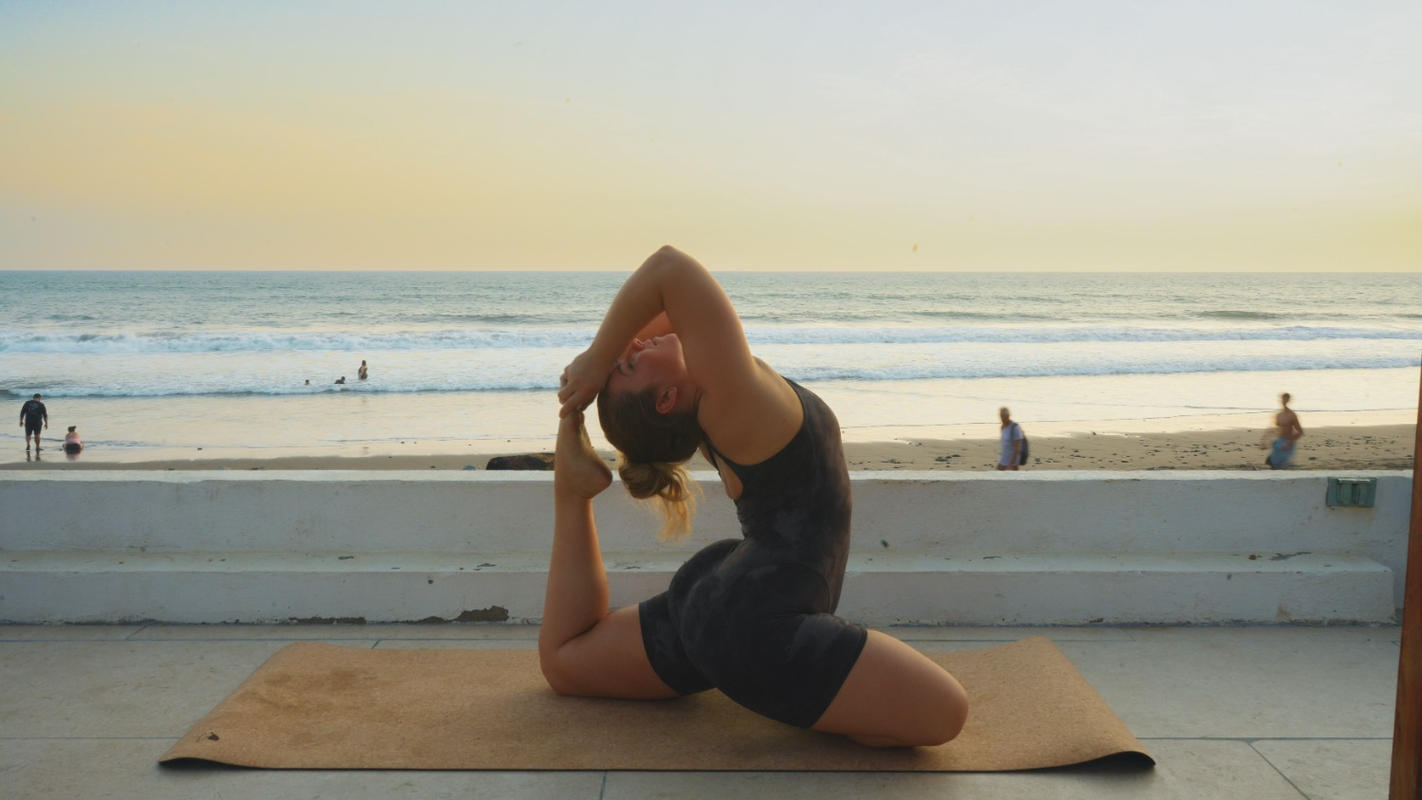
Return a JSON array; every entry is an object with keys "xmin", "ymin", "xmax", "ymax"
[
  {"xmin": 548, "ymin": 246, "xmax": 967, "ymax": 748},
  {"xmin": 997, "ymin": 407, "xmax": 1026, "ymax": 471},
  {"xmin": 1265, "ymin": 392, "xmax": 1304, "ymax": 469},
  {"xmin": 358, "ymin": 360, "xmax": 368, "ymax": 380},
  {"xmin": 19, "ymin": 393, "xmax": 47, "ymax": 452}
]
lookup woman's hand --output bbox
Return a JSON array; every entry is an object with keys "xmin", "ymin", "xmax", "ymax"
[
  {"xmin": 554, "ymin": 411, "xmax": 612, "ymax": 499},
  {"xmin": 558, "ymin": 349, "xmax": 613, "ymax": 418}
]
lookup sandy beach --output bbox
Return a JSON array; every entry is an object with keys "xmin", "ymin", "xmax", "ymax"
[
  {"xmin": 9, "ymin": 422, "xmax": 1414, "ymax": 473},
  {"xmin": 4, "ymin": 366, "xmax": 1417, "ymax": 474}
]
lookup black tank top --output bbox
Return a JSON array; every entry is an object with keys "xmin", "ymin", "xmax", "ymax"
[{"xmin": 704, "ymin": 378, "xmax": 853, "ymax": 611}]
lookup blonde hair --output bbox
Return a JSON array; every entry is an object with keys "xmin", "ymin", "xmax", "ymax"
[
  {"xmin": 616, "ymin": 458, "xmax": 702, "ymax": 541},
  {"xmin": 596, "ymin": 385, "xmax": 704, "ymax": 540}
]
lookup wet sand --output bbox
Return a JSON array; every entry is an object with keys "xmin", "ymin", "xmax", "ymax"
[{"xmin": 9, "ymin": 423, "xmax": 1414, "ymax": 472}]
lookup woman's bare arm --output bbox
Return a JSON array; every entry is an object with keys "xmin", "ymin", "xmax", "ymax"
[
  {"xmin": 633, "ymin": 311, "xmax": 674, "ymax": 342},
  {"xmin": 558, "ymin": 246, "xmax": 800, "ymax": 462},
  {"xmin": 558, "ymin": 246, "xmax": 752, "ymax": 416}
]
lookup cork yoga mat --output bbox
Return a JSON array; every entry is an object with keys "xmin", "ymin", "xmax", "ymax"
[{"xmin": 160, "ymin": 637, "xmax": 1152, "ymax": 772}]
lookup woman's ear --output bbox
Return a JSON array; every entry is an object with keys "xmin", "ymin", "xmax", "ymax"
[{"xmin": 655, "ymin": 385, "xmax": 678, "ymax": 415}]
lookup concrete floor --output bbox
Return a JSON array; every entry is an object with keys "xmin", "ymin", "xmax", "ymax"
[{"xmin": 0, "ymin": 623, "xmax": 1399, "ymax": 799}]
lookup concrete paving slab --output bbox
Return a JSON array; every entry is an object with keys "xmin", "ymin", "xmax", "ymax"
[
  {"xmin": 361, "ymin": 632, "xmax": 1108, "ymax": 653},
  {"xmin": 1122, "ymin": 624, "xmax": 1401, "ymax": 647},
  {"xmin": 601, "ymin": 740, "xmax": 1303, "ymax": 799},
  {"xmin": 0, "ymin": 641, "xmax": 300, "ymax": 737},
  {"xmin": 130, "ymin": 623, "xmax": 541, "ymax": 641},
  {"xmin": 124, "ymin": 623, "xmax": 1136, "ymax": 645},
  {"xmin": 883, "ymin": 625, "xmax": 1138, "ymax": 642},
  {"xmin": 1251, "ymin": 739, "xmax": 1392, "ymax": 800},
  {"xmin": 0, "ymin": 624, "xmax": 145, "ymax": 641},
  {"xmin": 372, "ymin": 639, "xmax": 538, "ymax": 650},
  {"xmin": 0, "ymin": 625, "xmax": 1402, "ymax": 798},
  {"xmin": 354, "ymin": 624, "xmax": 542, "ymax": 641},
  {"xmin": 0, "ymin": 739, "xmax": 605, "ymax": 800},
  {"xmin": 1059, "ymin": 628, "xmax": 1398, "ymax": 738}
]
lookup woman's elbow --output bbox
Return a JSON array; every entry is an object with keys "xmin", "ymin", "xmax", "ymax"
[{"xmin": 647, "ymin": 244, "xmax": 699, "ymax": 274}]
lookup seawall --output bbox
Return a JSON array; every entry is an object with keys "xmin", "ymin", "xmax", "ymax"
[{"xmin": 0, "ymin": 470, "xmax": 1410, "ymax": 625}]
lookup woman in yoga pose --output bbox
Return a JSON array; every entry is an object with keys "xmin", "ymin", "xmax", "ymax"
[{"xmin": 543, "ymin": 246, "xmax": 968, "ymax": 747}]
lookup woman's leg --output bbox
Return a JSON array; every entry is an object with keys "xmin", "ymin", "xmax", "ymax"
[
  {"xmin": 811, "ymin": 630, "xmax": 969, "ymax": 747},
  {"xmin": 537, "ymin": 412, "xmax": 678, "ymax": 700}
]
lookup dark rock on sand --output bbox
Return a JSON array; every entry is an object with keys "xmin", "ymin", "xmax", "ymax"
[{"xmin": 485, "ymin": 453, "xmax": 554, "ymax": 470}]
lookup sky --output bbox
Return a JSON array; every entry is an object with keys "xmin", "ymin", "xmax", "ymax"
[{"xmin": 2, "ymin": 1, "xmax": 1420, "ymax": 271}]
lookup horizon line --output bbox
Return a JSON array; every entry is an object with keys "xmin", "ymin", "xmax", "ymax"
[{"xmin": 2, "ymin": 267, "xmax": 1419, "ymax": 275}]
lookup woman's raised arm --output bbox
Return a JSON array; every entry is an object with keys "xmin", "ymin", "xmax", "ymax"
[{"xmin": 558, "ymin": 246, "xmax": 753, "ymax": 417}]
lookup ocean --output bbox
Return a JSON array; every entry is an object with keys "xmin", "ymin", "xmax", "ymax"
[{"xmin": 2, "ymin": 270, "xmax": 1419, "ymax": 462}]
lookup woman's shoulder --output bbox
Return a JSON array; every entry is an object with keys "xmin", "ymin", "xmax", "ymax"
[{"xmin": 697, "ymin": 359, "xmax": 802, "ymax": 465}]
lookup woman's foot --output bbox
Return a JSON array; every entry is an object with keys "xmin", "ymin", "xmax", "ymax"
[{"xmin": 555, "ymin": 411, "xmax": 612, "ymax": 499}]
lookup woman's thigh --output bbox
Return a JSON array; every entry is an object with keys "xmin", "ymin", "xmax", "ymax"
[
  {"xmin": 810, "ymin": 629, "xmax": 969, "ymax": 747},
  {"xmin": 540, "ymin": 604, "xmax": 680, "ymax": 700}
]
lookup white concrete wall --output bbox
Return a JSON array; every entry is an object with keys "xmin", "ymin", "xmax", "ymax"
[{"xmin": 0, "ymin": 470, "xmax": 1412, "ymax": 624}]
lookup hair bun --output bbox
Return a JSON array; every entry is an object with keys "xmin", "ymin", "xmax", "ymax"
[{"xmin": 619, "ymin": 460, "xmax": 684, "ymax": 500}]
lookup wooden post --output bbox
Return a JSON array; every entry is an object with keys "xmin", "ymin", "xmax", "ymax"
[{"xmin": 1390, "ymin": 363, "xmax": 1422, "ymax": 799}]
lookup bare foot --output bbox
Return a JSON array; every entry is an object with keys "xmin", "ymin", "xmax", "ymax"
[{"xmin": 554, "ymin": 411, "xmax": 612, "ymax": 499}]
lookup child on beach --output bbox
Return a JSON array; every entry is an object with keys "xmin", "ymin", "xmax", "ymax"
[
  {"xmin": 63, "ymin": 426, "xmax": 83, "ymax": 455},
  {"xmin": 546, "ymin": 246, "xmax": 967, "ymax": 747}
]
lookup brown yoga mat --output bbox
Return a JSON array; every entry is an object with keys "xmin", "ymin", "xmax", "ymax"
[{"xmin": 160, "ymin": 637, "xmax": 1152, "ymax": 771}]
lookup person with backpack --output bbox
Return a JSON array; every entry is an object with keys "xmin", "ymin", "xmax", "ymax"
[{"xmin": 997, "ymin": 406, "xmax": 1027, "ymax": 471}]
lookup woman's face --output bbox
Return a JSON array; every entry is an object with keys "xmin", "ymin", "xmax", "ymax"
[{"xmin": 604, "ymin": 334, "xmax": 687, "ymax": 399}]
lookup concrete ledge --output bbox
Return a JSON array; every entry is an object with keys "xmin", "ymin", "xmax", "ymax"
[
  {"xmin": 3, "ymin": 470, "xmax": 1410, "ymax": 561},
  {"xmin": 843, "ymin": 553, "xmax": 1394, "ymax": 625},
  {"xmin": 0, "ymin": 551, "xmax": 1394, "ymax": 625},
  {"xmin": 0, "ymin": 470, "xmax": 1410, "ymax": 624}
]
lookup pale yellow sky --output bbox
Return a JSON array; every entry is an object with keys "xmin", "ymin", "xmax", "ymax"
[{"xmin": 2, "ymin": 2, "xmax": 1420, "ymax": 271}]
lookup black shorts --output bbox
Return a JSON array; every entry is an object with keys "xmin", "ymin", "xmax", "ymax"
[
  {"xmin": 24, "ymin": 421, "xmax": 42, "ymax": 436},
  {"xmin": 639, "ymin": 538, "xmax": 868, "ymax": 729}
]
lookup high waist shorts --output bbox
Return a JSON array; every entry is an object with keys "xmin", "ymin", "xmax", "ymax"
[{"xmin": 639, "ymin": 537, "xmax": 868, "ymax": 729}]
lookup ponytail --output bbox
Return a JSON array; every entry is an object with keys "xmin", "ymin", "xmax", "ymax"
[
  {"xmin": 596, "ymin": 385, "xmax": 705, "ymax": 540},
  {"xmin": 617, "ymin": 459, "xmax": 700, "ymax": 541}
]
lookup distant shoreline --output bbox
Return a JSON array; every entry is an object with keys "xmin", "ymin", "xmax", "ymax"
[{"xmin": 6, "ymin": 423, "xmax": 1414, "ymax": 473}]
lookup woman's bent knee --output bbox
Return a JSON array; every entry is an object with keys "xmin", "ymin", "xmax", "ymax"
[
  {"xmin": 919, "ymin": 675, "xmax": 969, "ymax": 746},
  {"xmin": 813, "ymin": 631, "xmax": 971, "ymax": 746},
  {"xmin": 883, "ymin": 674, "xmax": 968, "ymax": 747},
  {"xmin": 538, "ymin": 647, "xmax": 578, "ymax": 696}
]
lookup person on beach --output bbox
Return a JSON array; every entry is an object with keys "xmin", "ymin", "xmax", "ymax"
[
  {"xmin": 358, "ymin": 360, "xmax": 369, "ymax": 380},
  {"xmin": 63, "ymin": 425, "xmax": 83, "ymax": 456},
  {"xmin": 997, "ymin": 407, "xmax": 1025, "ymax": 471},
  {"xmin": 19, "ymin": 393, "xmax": 47, "ymax": 452},
  {"xmin": 334, "ymin": 376, "xmax": 346, "ymax": 385},
  {"xmin": 547, "ymin": 246, "xmax": 967, "ymax": 747},
  {"xmin": 1265, "ymin": 392, "xmax": 1304, "ymax": 469}
]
